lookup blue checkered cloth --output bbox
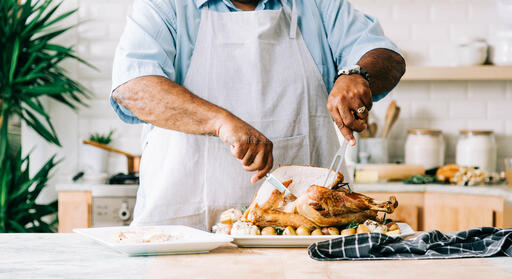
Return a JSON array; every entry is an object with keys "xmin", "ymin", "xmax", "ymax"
[{"xmin": 309, "ymin": 227, "xmax": 512, "ymax": 260}]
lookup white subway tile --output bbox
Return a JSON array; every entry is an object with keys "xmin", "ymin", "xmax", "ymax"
[
  {"xmin": 393, "ymin": 81, "xmax": 430, "ymax": 101},
  {"xmin": 412, "ymin": 101, "xmax": 449, "ymax": 119},
  {"xmin": 449, "ymin": 101, "xmax": 486, "ymax": 119},
  {"xmin": 392, "ymin": 1, "xmax": 431, "ymax": 23},
  {"xmin": 77, "ymin": 23, "xmax": 109, "ymax": 40},
  {"xmin": 467, "ymin": 119, "xmax": 505, "ymax": 134},
  {"xmin": 78, "ymin": 59, "xmax": 112, "ymax": 79},
  {"xmin": 87, "ymin": 79, "xmax": 113, "ymax": 99},
  {"xmin": 488, "ymin": 101, "xmax": 512, "ymax": 119},
  {"xmin": 431, "ymin": 1, "xmax": 468, "ymax": 23},
  {"xmin": 412, "ymin": 24, "xmax": 451, "ymax": 43},
  {"xmin": 428, "ymin": 43, "xmax": 457, "ymax": 66},
  {"xmin": 430, "ymin": 119, "xmax": 468, "ymax": 136},
  {"xmin": 468, "ymin": 0, "xmax": 499, "ymax": 23},
  {"xmin": 89, "ymin": 41, "xmax": 118, "ymax": 58},
  {"xmin": 82, "ymin": 3, "xmax": 128, "ymax": 20},
  {"xmin": 380, "ymin": 23, "xmax": 412, "ymax": 43},
  {"xmin": 430, "ymin": 81, "xmax": 468, "ymax": 100},
  {"xmin": 468, "ymin": 81, "xmax": 507, "ymax": 100},
  {"xmin": 449, "ymin": 24, "xmax": 489, "ymax": 42}
]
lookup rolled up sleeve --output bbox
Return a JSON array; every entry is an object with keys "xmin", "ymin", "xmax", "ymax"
[
  {"xmin": 318, "ymin": 0, "xmax": 402, "ymax": 101},
  {"xmin": 110, "ymin": 0, "xmax": 177, "ymax": 124}
]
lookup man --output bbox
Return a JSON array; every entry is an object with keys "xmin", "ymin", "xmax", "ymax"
[{"xmin": 111, "ymin": 0, "xmax": 405, "ymax": 230}]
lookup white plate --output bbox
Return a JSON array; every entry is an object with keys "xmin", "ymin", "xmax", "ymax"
[
  {"xmin": 74, "ymin": 225, "xmax": 233, "ymax": 256},
  {"xmin": 231, "ymin": 222, "xmax": 415, "ymax": 248}
]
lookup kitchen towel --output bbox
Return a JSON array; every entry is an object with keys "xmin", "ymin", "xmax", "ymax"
[{"xmin": 308, "ymin": 227, "xmax": 512, "ymax": 260}]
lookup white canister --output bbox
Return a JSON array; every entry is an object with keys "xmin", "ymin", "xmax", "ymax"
[
  {"xmin": 405, "ymin": 129, "xmax": 445, "ymax": 170},
  {"xmin": 456, "ymin": 130, "xmax": 497, "ymax": 173},
  {"xmin": 489, "ymin": 31, "xmax": 512, "ymax": 66}
]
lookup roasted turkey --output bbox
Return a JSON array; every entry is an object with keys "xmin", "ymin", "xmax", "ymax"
[{"xmin": 242, "ymin": 165, "xmax": 398, "ymax": 230}]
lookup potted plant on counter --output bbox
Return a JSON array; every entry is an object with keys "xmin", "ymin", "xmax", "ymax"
[{"xmin": 0, "ymin": 0, "xmax": 91, "ymax": 232}]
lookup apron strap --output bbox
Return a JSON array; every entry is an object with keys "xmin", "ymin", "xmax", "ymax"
[{"xmin": 279, "ymin": 0, "xmax": 298, "ymax": 39}]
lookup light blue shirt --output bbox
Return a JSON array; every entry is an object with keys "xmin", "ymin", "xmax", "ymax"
[{"xmin": 111, "ymin": 0, "xmax": 401, "ymax": 124}]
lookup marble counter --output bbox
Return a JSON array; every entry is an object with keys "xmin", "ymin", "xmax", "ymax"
[{"xmin": 2, "ymin": 233, "xmax": 512, "ymax": 279}]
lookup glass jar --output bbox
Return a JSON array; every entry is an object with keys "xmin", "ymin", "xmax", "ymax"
[
  {"xmin": 456, "ymin": 130, "xmax": 497, "ymax": 173},
  {"xmin": 405, "ymin": 129, "xmax": 445, "ymax": 169}
]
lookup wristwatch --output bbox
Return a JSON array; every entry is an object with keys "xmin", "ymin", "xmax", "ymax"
[{"xmin": 335, "ymin": 65, "xmax": 370, "ymax": 84}]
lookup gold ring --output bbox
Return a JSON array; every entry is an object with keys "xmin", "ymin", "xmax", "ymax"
[{"xmin": 357, "ymin": 106, "xmax": 366, "ymax": 114}]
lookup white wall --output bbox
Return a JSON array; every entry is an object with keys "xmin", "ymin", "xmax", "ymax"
[{"xmin": 25, "ymin": 0, "xmax": 512, "ymax": 201}]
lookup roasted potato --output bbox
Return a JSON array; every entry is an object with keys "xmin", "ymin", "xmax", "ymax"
[
  {"xmin": 283, "ymin": 226, "xmax": 297, "ymax": 236},
  {"xmin": 296, "ymin": 226, "xmax": 311, "ymax": 236},
  {"xmin": 341, "ymin": 228, "xmax": 356, "ymax": 236},
  {"xmin": 386, "ymin": 222, "xmax": 399, "ymax": 232},
  {"xmin": 356, "ymin": 224, "xmax": 371, "ymax": 234},
  {"xmin": 261, "ymin": 227, "xmax": 277, "ymax": 235},
  {"xmin": 321, "ymin": 227, "xmax": 340, "ymax": 235},
  {"xmin": 311, "ymin": 228, "xmax": 323, "ymax": 236}
]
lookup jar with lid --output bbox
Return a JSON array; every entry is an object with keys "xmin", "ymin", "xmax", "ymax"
[
  {"xmin": 456, "ymin": 130, "xmax": 497, "ymax": 173},
  {"xmin": 405, "ymin": 129, "xmax": 445, "ymax": 169}
]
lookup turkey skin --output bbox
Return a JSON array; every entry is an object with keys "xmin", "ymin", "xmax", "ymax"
[{"xmin": 243, "ymin": 165, "xmax": 398, "ymax": 230}]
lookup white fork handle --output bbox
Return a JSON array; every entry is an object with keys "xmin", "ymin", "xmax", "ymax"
[{"xmin": 322, "ymin": 140, "xmax": 349, "ymax": 188}]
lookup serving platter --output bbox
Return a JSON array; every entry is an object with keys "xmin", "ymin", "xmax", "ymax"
[
  {"xmin": 74, "ymin": 225, "xmax": 233, "ymax": 256},
  {"xmin": 231, "ymin": 222, "xmax": 415, "ymax": 248}
]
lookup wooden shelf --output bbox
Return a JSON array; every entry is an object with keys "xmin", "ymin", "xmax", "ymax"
[{"xmin": 402, "ymin": 66, "xmax": 512, "ymax": 81}]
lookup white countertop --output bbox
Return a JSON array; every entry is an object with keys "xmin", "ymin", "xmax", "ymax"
[{"xmin": 56, "ymin": 183, "xmax": 138, "ymax": 197}]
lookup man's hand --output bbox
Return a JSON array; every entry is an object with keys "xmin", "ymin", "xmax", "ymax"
[
  {"xmin": 216, "ymin": 113, "xmax": 273, "ymax": 184},
  {"xmin": 327, "ymin": 74, "xmax": 372, "ymax": 145}
]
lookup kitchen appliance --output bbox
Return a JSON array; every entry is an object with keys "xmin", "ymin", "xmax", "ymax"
[
  {"xmin": 405, "ymin": 129, "xmax": 445, "ymax": 170},
  {"xmin": 91, "ymin": 185, "xmax": 138, "ymax": 227},
  {"xmin": 456, "ymin": 130, "xmax": 497, "ymax": 173}
]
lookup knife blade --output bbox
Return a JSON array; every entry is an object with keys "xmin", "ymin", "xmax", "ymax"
[{"xmin": 265, "ymin": 173, "xmax": 292, "ymax": 196}]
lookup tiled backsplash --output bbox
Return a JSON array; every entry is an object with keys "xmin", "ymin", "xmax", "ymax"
[{"xmin": 24, "ymin": 0, "xmax": 512, "ymax": 200}]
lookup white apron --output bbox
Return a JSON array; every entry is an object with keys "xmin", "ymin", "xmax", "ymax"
[{"xmin": 133, "ymin": 0, "xmax": 341, "ymax": 231}]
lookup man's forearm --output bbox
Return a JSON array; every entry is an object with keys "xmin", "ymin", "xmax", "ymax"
[
  {"xmin": 357, "ymin": 48, "xmax": 406, "ymax": 96},
  {"xmin": 112, "ymin": 75, "xmax": 230, "ymax": 135}
]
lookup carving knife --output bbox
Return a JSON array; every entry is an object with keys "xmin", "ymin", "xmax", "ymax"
[{"xmin": 265, "ymin": 173, "xmax": 292, "ymax": 196}]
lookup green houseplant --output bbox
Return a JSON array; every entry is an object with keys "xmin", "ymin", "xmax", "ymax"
[{"xmin": 0, "ymin": 0, "xmax": 91, "ymax": 232}]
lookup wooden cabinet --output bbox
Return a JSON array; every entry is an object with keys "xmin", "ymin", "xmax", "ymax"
[
  {"xmin": 58, "ymin": 191, "xmax": 92, "ymax": 233},
  {"xmin": 364, "ymin": 191, "xmax": 512, "ymax": 231},
  {"xmin": 423, "ymin": 193, "xmax": 512, "ymax": 231}
]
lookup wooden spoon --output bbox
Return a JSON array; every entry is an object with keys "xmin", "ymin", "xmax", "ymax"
[{"xmin": 381, "ymin": 102, "xmax": 400, "ymax": 138}]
